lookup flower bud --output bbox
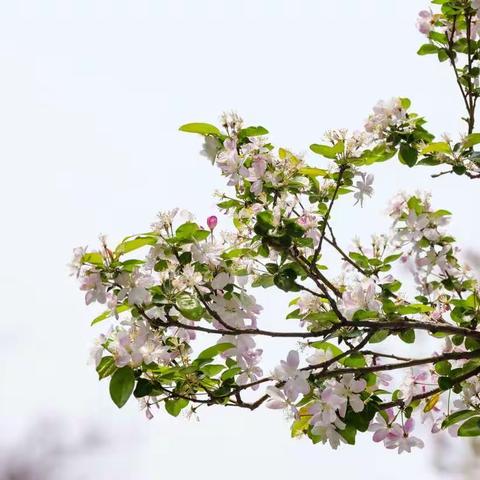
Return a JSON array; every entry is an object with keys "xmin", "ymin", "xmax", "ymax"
[{"xmin": 207, "ymin": 215, "xmax": 218, "ymax": 230}]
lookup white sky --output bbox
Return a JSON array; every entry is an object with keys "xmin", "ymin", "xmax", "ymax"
[{"xmin": 1, "ymin": 0, "xmax": 478, "ymax": 478}]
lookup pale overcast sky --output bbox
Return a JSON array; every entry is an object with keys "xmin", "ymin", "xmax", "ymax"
[{"xmin": 0, "ymin": 1, "xmax": 478, "ymax": 478}]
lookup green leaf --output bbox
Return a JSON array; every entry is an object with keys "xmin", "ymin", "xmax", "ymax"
[
  {"xmin": 221, "ymin": 367, "xmax": 242, "ymax": 381},
  {"xmin": 352, "ymin": 310, "xmax": 379, "ymax": 321},
  {"xmin": 383, "ymin": 253, "xmax": 402, "ymax": 264},
  {"xmin": 428, "ymin": 30, "xmax": 448, "ymax": 44},
  {"xmin": 299, "ymin": 167, "xmax": 328, "ymax": 177},
  {"xmin": 463, "ymin": 133, "xmax": 480, "ymax": 149},
  {"xmin": 400, "ymin": 97, "xmax": 411, "ymax": 109},
  {"xmin": 465, "ymin": 337, "xmax": 480, "ymax": 351},
  {"xmin": 432, "ymin": 209, "xmax": 452, "ymax": 219},
  {"xmin": 345, "ymin": 404, "xmax": 376, "ymax": 432},
  {"xmin": 396, "ymin": 304, "xmax": 433, "ymax": 315},
  {"xmin": 399, "ymin": 329, "xmax": 415, "ymax": 344},
  {"xmin": 176, "ymin": 293, "xmax": 204, "ymax": 321},
  {"xmin": 398, "ymin": 143, "xmax": 418, "ymax": 167},
  {"xmin": 179, "ymin": 123, "xmax": 221, "ymax": 136},
  {"xmin": 342, "ymin": 352, "xmax": 366, "ymax": 368},
  {"xmin": 91, "ymin": 304, "xmax": 130, "ymax": 325},
  {"xmin": 200, "ymin": 364, "xmax": 225, "ymax": 377},
  {"xmin": 120, "ymin": 259, "xmax": 145, "ymax": 272},
  {"xmin": 217, "ymin": 199, "xmax": 242, "ymax": 209},
  {"xmin": 175, "ymin": 222, "xmax": 209, "ymax": 243},
  {"xmin": 458, "ymin": 416, "xmax": 480, "ymax": 437},
  {"xmin": 81, "ymin": 252, "xmax": 104, "ymax": 266},
  {"xmin": 197, "ymin": 343, "xmax": 235, "ymax": 361},
  {"xmin": 417, "ymin": 44, "xmax": 439, "ymax": 55},
  {"xmin": 240, "ymin": 126, "xmax": 269, "ymax": 137},
  {"xmin": 222, "ymin": 248, "xmax": 256, "ymax": 259},
  {"xmin": 309, "ymin": 341, "xmax": 342, "ymax": 357},
  {"xmin": 305, "ymin": 311, "xmax": 339, "ymax": 324},
  {"xmin": 252, "ymin": 273, "xmax": 274, "ymax": 288},
  {"xmin": 165, "ymin": 398, "xmax": 189, "ymax": 417},
  {"xmin": 96, "ymin": 356, "xmax": 117, "ymax": 380},
  {"xmin": 442, "ymin": 410, "xmax": 479, "ymax": 428},
  {"xmin": 339, "ymin": 424, "xmax": 357, "ymax": 445},
  {"xmin": 134, "ymin": 378, "xmax": 154, "ymax": 398},
  {"xmin": 438, "ymin": 376, "xmax": 453, "ymax": 390},
  {"xmin": 115, "ymin": 236, "xmax": 157, "ymax": 256},
  {"xmin": 421, "ymin": 142, "xmax": 451, "ymax": 154},
  {"xmin": 435, "ymin": 360, "xmax": 452, "ymax": 376},
  {"xmin": 437, "ymin": 48, "xmax": 449, "ymax": 62},
  {"xmin": 109, "ymin": 367, "xmax": 135, "ymax": 408},
  {"xmin": 274, "ymin": 268, "xmax": 299, "ymax": 292},
  {"xmin": 369, "ymin": 329, "xmax": 390, "ymax": 344},
  {"xmin": 310, "ymin": 141, "xmax": 344, "ymax": 159}
]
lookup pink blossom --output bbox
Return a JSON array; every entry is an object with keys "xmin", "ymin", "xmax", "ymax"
[
  {"xmin": 207, "ymin": 215, "xmax": 218, "ymax": 230},
  {"xmin": 385, "ymin": 418, "xmax": 424, "ymax": 454},
  {"xmin": 330, "ymin": 374, "xmax": 367, "ymax": 416},
  {"xmin": 80, "ymin": 272, "xmax": 107, "ymax": 305},
  {"xmin": 399, "ymin": 368, "xmax": 431, "ymax": 405},
  {"xmin": 416, "ymin": 10, "xmax": 434, "ymax": 35},
  {"xmin": 266, "ymin": 386, "xmax": 293, "ymax": 411},
  {"xmin": 273, "ymin": 350, "xmax": 310, "ymax": 402},
  {"xmin": 297, "ymin": 211, "xmax": 320, "ymax": 247},
  {"xmin": 369, "ymin": 409, "xmax": 396, "ymax": 443},
  {"xmin": 339, "ymin": 279, "xmax": 382, "ymax": 320},
  {"xmin": 353, "ymin": 172, "xmax": 374, "ymax": 207}
]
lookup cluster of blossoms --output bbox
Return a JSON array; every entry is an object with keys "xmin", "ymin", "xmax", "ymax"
[
  {"xmin": 72, "ymin": 0, "xmax": 480, "ymax": 455},
  {"xmin": 364, "ymin": 98, "xmax": 409, "ymax": 140},
  {"xmin": 416, "ymin": 2, "xmax": 480, "ymax": 39},
  {"xmin": 389, "ymin": 192, "xmax": 473, "ymax": 298},
  {"xmin": 72, "ymin": 205, "xmax": 270, "ymax": 410}
]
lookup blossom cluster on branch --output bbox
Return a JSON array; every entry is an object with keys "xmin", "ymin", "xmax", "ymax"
[{"xmin": 72, "ymin": 0, "xmax": 480, "ymax": 453}]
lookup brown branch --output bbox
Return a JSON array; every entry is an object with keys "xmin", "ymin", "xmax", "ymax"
[
  {"xmin": 309, "ymin": 348, "xmax": 480, "ymax": 377},
  {"xmin": 312, "ymin": 166, "xmax": 346, "ymax": 266}
]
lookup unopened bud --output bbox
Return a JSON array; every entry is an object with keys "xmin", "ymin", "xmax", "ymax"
[{"xmin": 207, "ymin": 215, "xmax": 218, "ymax": 231}]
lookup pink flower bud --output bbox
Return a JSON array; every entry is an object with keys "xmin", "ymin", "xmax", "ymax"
[{"xmin": 207, "ymin": 215, "xmax": 218, "ymax": 230}]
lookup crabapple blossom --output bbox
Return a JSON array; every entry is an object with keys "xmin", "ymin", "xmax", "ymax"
[
  {"xmin": 330, "ymin": 374, "xmax": 367, "ymax": 416},
  {"xmin": 311, "ymin": 423, "xmax": 347, "ymax": 450},
  {"xmin": 266, "ymin": 386, "xmax": 293, "ymax": 411},
  {"xmin": 80, "ymin": 272, "xmax": 107, "ymax": 305},
  {"xmin": 272, "ymin": 350, "xmax": 310, "ymax": 402},
  {"xmin": 369, "ymin": 409, "xmax": 396, "ymax": 443},
  {"xmin": 364, "ymin": 98, "xmax": 407, "ymax": 138},
  {"xmin": 339, "ymin": 278, "xmax": 382, "ymax": 320},
  {"xmin": 353, "ymin": 172, "xmax": 374, "ymax": 207},
  {"xmin": 416, "ymin": 10, "xmax": 434, "ymax": 35},
  {"xmin": 297, "ymin": 211, "xmax": 321, "ymax": 247},
  {"xmin": 385, "ymin": 419, "xmax": 425, "ymax": 454},
  {"xmin": 309, "ymin": 388, "xmax": 346, "ymax": 427},
  {"xmin": 399, "ymin": 368, "xmax": 432, "ymax": 406},
  {"xmin": 116, "ymin": 270, "xmax": 154, "ymax": 306}
]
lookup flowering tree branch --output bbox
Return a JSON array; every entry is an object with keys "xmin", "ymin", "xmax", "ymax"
[{"xmin": 72, "ymin": 0, "xmax": 480, "ymax": 454}]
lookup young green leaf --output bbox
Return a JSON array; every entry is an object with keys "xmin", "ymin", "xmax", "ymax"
[
  {"xmin": 197, "ymin": 343, "xmax": 235, "ymax": 361},
  {"xmin": 179, "ymin": 123, "xmax": 221, "ymax": 135}
]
